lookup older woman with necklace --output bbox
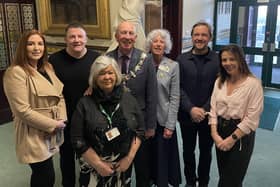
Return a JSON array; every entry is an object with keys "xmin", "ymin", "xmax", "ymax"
[{"xmin": 145, "ymin": 29, "xmax": 181, "ymax": 187}]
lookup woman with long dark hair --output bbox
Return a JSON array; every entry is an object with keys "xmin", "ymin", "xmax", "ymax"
[
  {"xmin": 209, "ymin": 44, "xmax": 264, "ymax": 187},
  {"xmin": 3, "ymin": 30, "xmax": 67, "ymax": 187}
]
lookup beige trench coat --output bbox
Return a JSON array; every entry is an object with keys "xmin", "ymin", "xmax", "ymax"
[{"xmin": 3, "ymin": 64, "xmax": 67, "ymax": 164}]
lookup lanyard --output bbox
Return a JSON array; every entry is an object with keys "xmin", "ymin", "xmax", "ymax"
[{"xmin": 99, "ymin": 103, "xmax": 120, "ymax": 129}]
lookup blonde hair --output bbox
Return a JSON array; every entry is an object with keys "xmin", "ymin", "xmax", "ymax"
[{"xmin": 88, "ymin": 56, "xmax": 122, "ymax": 88}]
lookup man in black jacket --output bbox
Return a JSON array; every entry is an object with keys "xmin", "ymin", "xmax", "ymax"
[{"xmin": 177, "ymin": 21, "xmax": 220, "ymax": 187}]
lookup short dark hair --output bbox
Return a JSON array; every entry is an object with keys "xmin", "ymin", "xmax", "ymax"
[
  {"xmin": 191, "ymin": 21, "xmax": 212, "ymax": 38},
  {"xmin": 65, "ymin": 22, "xmax": 86, "ymax": 34}
]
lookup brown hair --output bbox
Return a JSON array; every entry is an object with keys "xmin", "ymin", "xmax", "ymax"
[
  {"xmin": 218, "ymin": 44, "xmax": 253, "ymax": 88},
  {"xmin": 191, "ymin": 21, "xmax": 212, "ymax": 38},
  {"xmin": 11, "ymin": 29, "xmax": 49, "ymax": 76}
]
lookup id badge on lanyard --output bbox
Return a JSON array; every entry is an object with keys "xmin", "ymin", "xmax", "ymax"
[
  {"xmin": 105, "ymin": 127, "xmax": 120, "ymax": 141},
  {"xmin": 99, "ymin": 103, "xmax": 121, "ymax": 141}
]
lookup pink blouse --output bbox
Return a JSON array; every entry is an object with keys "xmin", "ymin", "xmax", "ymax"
[{"xmin": 209, "ymin": 76, "xmax": 264, "ymax": 134}]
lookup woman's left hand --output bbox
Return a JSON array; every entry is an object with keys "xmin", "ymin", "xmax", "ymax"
[
  {"xmin": 217, "ymin": 136, "xmax": 236, "ymax": 151},
  {"xmin": 163, "ymin": 128, "xmax": 173, "ymax": 139},
  {"xmin": 56, "ymin": 120, "xmax": 66, "ymax": 129},
  {"xmin": 115, "ymin": 155, "xmax": 133, "ymax": 172}
]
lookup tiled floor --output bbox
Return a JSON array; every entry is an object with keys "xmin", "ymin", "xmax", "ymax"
[{"xmin": 0, "ymin": 122, "xmax": 280, "ymax": 187}]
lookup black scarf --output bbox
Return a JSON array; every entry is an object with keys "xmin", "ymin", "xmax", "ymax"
[
  {"xmin": 90, "ymin": 85, "xmax": 134, "ymax": 157},
  {"xmin": 91, "ymin": 85, "xmax": 123, "ymax": 113}
]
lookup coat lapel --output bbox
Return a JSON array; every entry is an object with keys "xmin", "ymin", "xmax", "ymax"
[
  {"xmin": 30, "ymin": 68, "xmax": 63, "ymax": 97},
  {"xmin": 160, "ymin": 57, "xmax": 169, "ymax": 66}
]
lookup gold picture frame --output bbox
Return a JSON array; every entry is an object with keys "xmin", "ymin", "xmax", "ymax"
[{"xmin": 37, "ymin": 0, "xmax": 111, "ymax": 39}]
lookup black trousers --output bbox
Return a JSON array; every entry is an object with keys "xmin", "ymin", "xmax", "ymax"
[
  {"xmin": 216, "ymin": 117, "xmax": 255, "ymax": 187},
  {"xmin": 79, "ymin": 172, "xmax": 90, "ymax": 187},
  {"xmin": 60, "ymin": 125, "xmax": 76, "ymax": 187},
  {"xmin": 179, "ymin": 119, "xmax": 213, "ymax": 186},
  {"xmin": 134, "ymin": 138, "xmax": 153, "ymax": 187},
  {"xmin": 29, "ymin": 157, "xmax": 55, "ymax": 187},
  {"xmin": 151, "ymin": 125, "xmax": 181, "ymax": 187}
]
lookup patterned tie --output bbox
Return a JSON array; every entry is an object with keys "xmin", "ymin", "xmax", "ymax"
[{"xmin": 121, "ymin": 55, "xmax": 129, "ymax": 74}]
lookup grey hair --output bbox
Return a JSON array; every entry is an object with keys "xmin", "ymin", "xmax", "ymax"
[
  {"xmin": 115, "ymin": 21, "xmax": 137, "ymax": 35},
  {"xmin": 145, "ymin": 29, "xmax": 172, "ymax": 54},
  {"xmin": 88, "ymin": 56, "xmax": 122, "ymax": 88}
]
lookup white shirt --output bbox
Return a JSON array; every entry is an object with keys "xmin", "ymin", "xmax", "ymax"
[{"xmin": 209, "ymin": 76, "xmax": 264, "ymax": 134}]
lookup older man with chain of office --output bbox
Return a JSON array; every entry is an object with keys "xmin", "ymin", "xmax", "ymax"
[{"xmin": 107, "ymin": 21, "xmax": 157, "ymax": 187}]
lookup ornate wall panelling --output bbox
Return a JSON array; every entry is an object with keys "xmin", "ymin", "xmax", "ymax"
[
  {"xmin": 0, "ymin": 1, "xmax": 36, "ymax": 69},
  {"xmin": 21, "ymin": 3, "xmax": 36, "ymax": 30},
  {"xmin": 5, "ymin": 3, "xmax": 22, "ymax": 64},
  {"xmin": 0, "ymin": 0, "xmax": 37, "ymax": 125},
  {"xmin": 0, "ymin": 4, "xmax": 8, "ymax": 70}
]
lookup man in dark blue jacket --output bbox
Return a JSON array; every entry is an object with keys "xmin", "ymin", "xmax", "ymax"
[{"xmin": 177, "ymin": 21, "xmax": 219, "ymax": 187}]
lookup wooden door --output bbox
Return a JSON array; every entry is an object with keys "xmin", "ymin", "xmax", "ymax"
[{"xmin": 163, "ymin": 0, "xmax": 183, "ymax": 59}]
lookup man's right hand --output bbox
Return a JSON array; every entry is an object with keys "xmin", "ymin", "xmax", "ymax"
[{"xmin": 190, "ymin": 107, "xmax": 206, "ymax": 123}]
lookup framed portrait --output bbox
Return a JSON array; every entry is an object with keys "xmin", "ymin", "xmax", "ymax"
[{"xmin": 37, "ymin": 0, "xmax": 111, "ymax": 39}]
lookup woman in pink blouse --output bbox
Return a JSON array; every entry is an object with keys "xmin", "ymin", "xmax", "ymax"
[{"xmin": 209, "ymin": 44, "xmax": 263, "ymax": 187}]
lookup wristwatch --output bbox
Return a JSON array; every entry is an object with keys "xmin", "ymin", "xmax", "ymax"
[{"xmin": 231, "ymin": 133, "xmax": 238, "ymax": 140}]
